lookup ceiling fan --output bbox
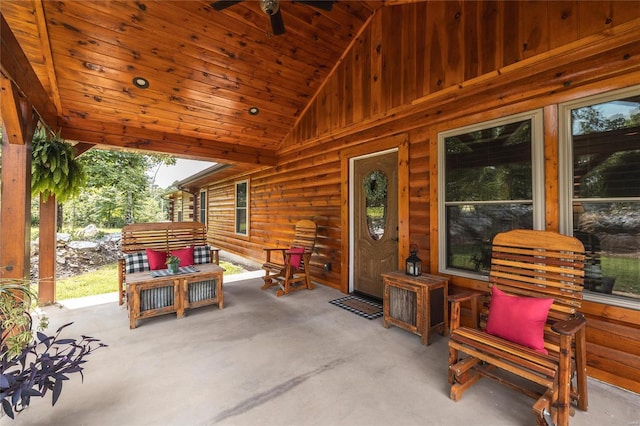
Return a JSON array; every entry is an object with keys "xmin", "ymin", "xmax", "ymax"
[{"xmin": 211, "ymin": 0, "xmax": 334, "ymax": 36}]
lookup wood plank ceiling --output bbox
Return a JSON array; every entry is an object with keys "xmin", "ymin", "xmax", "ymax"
[{"xmin": 1, "ymin": 0, "xmax": 382, "ymax": 166}]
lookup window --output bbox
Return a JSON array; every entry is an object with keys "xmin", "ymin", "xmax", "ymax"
[
  {"xmin": 199, "ymin": 190, "xmax": 207, "ymax": 226},
  {"xmin": 235, "ymin": 180, "xmax": 249, "ymax": 236},
  {"xmin": 560, "ymin": 87, "xmax": 640, "ymax": 306},
  {"xmin": 438, "ymin": 110, "xmax": 544, "ymax": 279},
  {"xmin": 364, "ymin": 170, "xmax": 388, "ymax": 241}
]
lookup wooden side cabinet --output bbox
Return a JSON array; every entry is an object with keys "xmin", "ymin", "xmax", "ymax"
[{"xmin": 381, "ymin": 271, "xmax": 449, "ymax": 346}]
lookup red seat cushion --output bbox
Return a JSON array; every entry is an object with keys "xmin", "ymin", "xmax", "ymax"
[
  {"xmin": 288, "ymin": 247, "xmax": 305, "ymax": 269},
  {"xmin": 146, "ymin": 248, "xmax": 167, "ymax": 271},
  {"xmin": 485, "ymin": 286, "xmax": 553, "ymax": 354},
  {"xmin": 171, "ymin": 246, "xmax": 194, "ymax": 267}
]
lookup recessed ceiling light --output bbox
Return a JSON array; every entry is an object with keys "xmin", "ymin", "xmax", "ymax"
[
  {"xmin": 133, "ymin": 77, "xmax": 149, "ymax": 89},
  {"xmin": 248, "ymin": 106, "xmax": 260, "ymax": 115}
]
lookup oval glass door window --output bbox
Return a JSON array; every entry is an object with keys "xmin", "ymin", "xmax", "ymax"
[{"xmin": 364, "ymin": 170, "xmax": 388, "ymax": 241}]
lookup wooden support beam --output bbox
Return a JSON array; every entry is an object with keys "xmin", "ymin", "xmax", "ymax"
[
  {"xmin": 61, "ymin": 122, "xmax": 277, "ymax": 166},
  {"xmin": 0, "ymin": 12, "xmax": 58, "ymax": 129},
  {"xmin": 38, "ymin": 194, "xmax": 57, "ymax": 304},
  {"xmin": 1, "ymin": 111, "xmax": 37, "ymax": 284},
  {"xmin": 33, "ymin": 0, "xmax": 62, "ymax": 115},
  {"xmin": 72, "ymin": 142, "xmax": 95, "ymax": 157},
  {"xmin": 0, "ymin": 74, "xmax": 27, "ymax": 144}
]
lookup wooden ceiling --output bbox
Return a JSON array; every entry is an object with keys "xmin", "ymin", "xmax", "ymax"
[{"xmin": 1, "ymin": 0, "xmax": 383, "ymax": 166}]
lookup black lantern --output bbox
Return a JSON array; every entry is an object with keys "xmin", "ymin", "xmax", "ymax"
[{"xmin": 405, "ymin": 244, "xmax": 422, "ymax": 276}]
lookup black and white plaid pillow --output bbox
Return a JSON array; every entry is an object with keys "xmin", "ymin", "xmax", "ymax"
[
  {"xmin": 193, "ymin": 245, "xmax": 211, "ymax": 264},
  {"xmin": 124, "ymin": 252, "xmax": 149, "ymax": 273}
]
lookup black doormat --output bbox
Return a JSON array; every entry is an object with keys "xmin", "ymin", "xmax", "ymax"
[{"xmin": 329, "ymin": 295, "xmax": 383, "ymax": 320}]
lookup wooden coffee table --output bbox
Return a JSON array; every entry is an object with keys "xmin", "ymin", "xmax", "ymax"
[{"xmin": 126, "ymin": 263, "xmax": 224, "ymax": 329}]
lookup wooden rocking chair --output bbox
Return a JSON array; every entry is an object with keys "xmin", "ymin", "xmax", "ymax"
[
  {"xmin": 261, "ymin": 220, "xmax": 317, "ymax": 297},
  {"xmin": 448, "ymin": 230, "xmax": 588, "ymax": 426}
]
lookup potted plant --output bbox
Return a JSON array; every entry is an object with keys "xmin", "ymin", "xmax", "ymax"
[
  {"xmin": 166, "ymin": 255, "xmax": 180, "ymax": 273},
  {"xmin": 0, "ymin": 282, "xmax": 106, "ymax": 419}
]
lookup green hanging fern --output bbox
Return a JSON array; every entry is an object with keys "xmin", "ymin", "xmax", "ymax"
[{"xmin": 31, "ymin": 128, "xmax": 86, "ymax": 202}]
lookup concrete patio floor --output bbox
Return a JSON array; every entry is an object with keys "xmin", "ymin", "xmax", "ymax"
[{"xmin": 3, "ymin": 272, "xmax": 638, "ymax": 426}]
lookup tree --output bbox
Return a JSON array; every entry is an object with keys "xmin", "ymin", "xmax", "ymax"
[
  {"xmin": 572, "ymin": 102, "xmax": 640, "ymax": 198},
  {"xmin": 63, "ymin": 150, "xmax": 174, "ymax": 229}
]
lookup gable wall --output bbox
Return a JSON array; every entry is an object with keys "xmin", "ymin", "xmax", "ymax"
[{"xmin": 203, "ymin": 2, "xmax": 640, "ymax": 392}]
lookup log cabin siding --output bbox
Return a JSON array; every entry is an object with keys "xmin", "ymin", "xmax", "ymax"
[
  {"xmin": 167, "ymin": 192, "xmax": 194, "ymax": 222},
  {"xmin": 202, "ymin": 2, "xmax": 640, "ymax": 393},
  {"xmin": 286, "ymin": 1, "xmax": 640, "ymax": 147}
]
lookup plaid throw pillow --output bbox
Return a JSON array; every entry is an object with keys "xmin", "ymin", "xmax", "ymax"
[
  {"xmin": 124, "ymin": 252, "xmax": 149, "ymax": 274},
  {"xmin": 193, "ymin": 245, "xmax": 211, "ymax": 264}
]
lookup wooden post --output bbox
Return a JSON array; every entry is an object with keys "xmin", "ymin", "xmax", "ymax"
[
  {"xmin": 38, "ymin": 194, "xmax": 57, "ymax": 304},
  {"xmin": 0, "ymin": 121, "xmax": 35, "ymax": 284}
]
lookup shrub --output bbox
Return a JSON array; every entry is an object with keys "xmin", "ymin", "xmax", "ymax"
[{"xmin": 0, "ymin": 284, "xmax": 106, "ymax": 419}]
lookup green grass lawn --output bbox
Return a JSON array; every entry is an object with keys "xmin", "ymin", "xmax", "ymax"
[
  {"xmin": 601, "ymin": 256, "xmax": 640, "ymax": 295},
  {"xmin": 56, "ymin": 263, "xmax": 119, "ymax": 300},
  {"xmin": 55, "ymin": 261, "xmax": 248, "ymax": 301}
]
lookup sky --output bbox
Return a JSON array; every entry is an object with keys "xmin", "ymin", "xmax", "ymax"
[{"xmin": 148, "ymin": 159, "xmax": 215, "ymax": 189}]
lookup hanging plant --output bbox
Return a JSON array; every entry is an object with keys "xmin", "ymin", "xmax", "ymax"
[{"xmin": 30, "ymin": 128, "xmax": 86, "ymax": 202}]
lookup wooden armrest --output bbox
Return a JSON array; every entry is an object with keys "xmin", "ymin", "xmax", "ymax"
[
  {"xmin": 283, "ymin": 249, "xmax": 310, "ymax": 255},
  {"xmin": 448, "ymin": 292, "xmax": 477, "ymax": 304},
  {"xmin": 118, "ymin": 258, "xmax": 125, "ymax": 277},
  {"xmin": 117, "ymin": 258, "xmax": 125, "ymax": 306},
  {"xmin": 552, "ymin": 313, "xmax": 586, "ymax": 336},
  {"xmin": 447, "ymin": 291, "xmax": 473, "ymax": 303},
  {"xmin": 208, "ymin": 247, "xmax": 220, "ymax": 265},
  {"xmin": 263, "ymin": 247, "xmax": 286, "ymax": 264},
  {"xmin": 449, "ymin": 291, "xmax": 484, "ymax": 331}
]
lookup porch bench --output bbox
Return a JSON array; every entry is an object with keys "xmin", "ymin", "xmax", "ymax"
[{"xmin": 118, "ymin": 222, "xmax": 222, "ymax": 328}]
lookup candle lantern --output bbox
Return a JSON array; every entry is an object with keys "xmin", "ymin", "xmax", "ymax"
[{"xmin": 405, "ymin": 244, "xmax": 422, "ymax": 276}]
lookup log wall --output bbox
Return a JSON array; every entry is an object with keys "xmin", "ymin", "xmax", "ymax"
[
  {"xmin": 203, "ymin": 2, "xmax": 640, "ymax": 393},
  {"xmin": 168, "ymin": 192, "xmax": 194, "ymax": 222}
]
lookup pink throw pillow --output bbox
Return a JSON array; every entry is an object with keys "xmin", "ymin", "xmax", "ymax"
[
  {"xmin": 171, "ymin": 247, "xmax": 194, "ymax": 267},
  {"xmin": 288, "ymin": 247, "xmax": 305, "ymax": 269},
  {"xmin": 485, "ymin": 286, "xmax": 553, "ymax": 354},
  {"xmin": 146, "ymin": 248, "xmax": 167, "ymax": 271}
]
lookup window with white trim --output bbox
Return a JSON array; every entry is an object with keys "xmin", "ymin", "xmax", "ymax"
[
  {"xmin": 235, "ymin": 180, "xmax": 249, "ymax": 236},
  {"xmin": 438, "ymin": 110, "xmax": 544, "ymax": 279},
  {"xmin": 560, "ymin": 87, "xmax": 640, "ymax": 306}
]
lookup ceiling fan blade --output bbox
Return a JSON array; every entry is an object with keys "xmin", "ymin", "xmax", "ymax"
[
  {"xmin": 270, "ymin": 9, "xmax": 285, "ymax": 35},
  {"xmin": 211, "ymin": 0, "xmax": 243, "ymax": 11},
  {"xmin": 296, "ymin": 1, "xmax": 334, "ymax": 11}
]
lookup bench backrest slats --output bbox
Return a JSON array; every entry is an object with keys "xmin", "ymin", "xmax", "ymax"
[
  {"xmin": 482, "ymin": 230, "xmax": 586, "ymax": 354},
  {"xmin": 291, "ymin": 220, "xmax": 317, "ymax": 253},
  {"xmin": 122, "ymin": 222, "xmax": 207, "ymax": 254}
]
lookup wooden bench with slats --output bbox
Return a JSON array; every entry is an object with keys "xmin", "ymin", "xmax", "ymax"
[
  {"xmin": 448, "ymin": 229, "xmax": 588, "ymax": 426},
  {"xmin": 118, "ymin": 222, "xmax": 219, "ymax": 306}
]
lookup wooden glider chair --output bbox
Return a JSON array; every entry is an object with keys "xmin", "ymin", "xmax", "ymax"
[
  {"xmin": 448, "ymin": 230, "xmax": 588, "ymax": 426},
  {"xmin": 261, "ymin": 220, "xmax": 317, "ymax": 297}
]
